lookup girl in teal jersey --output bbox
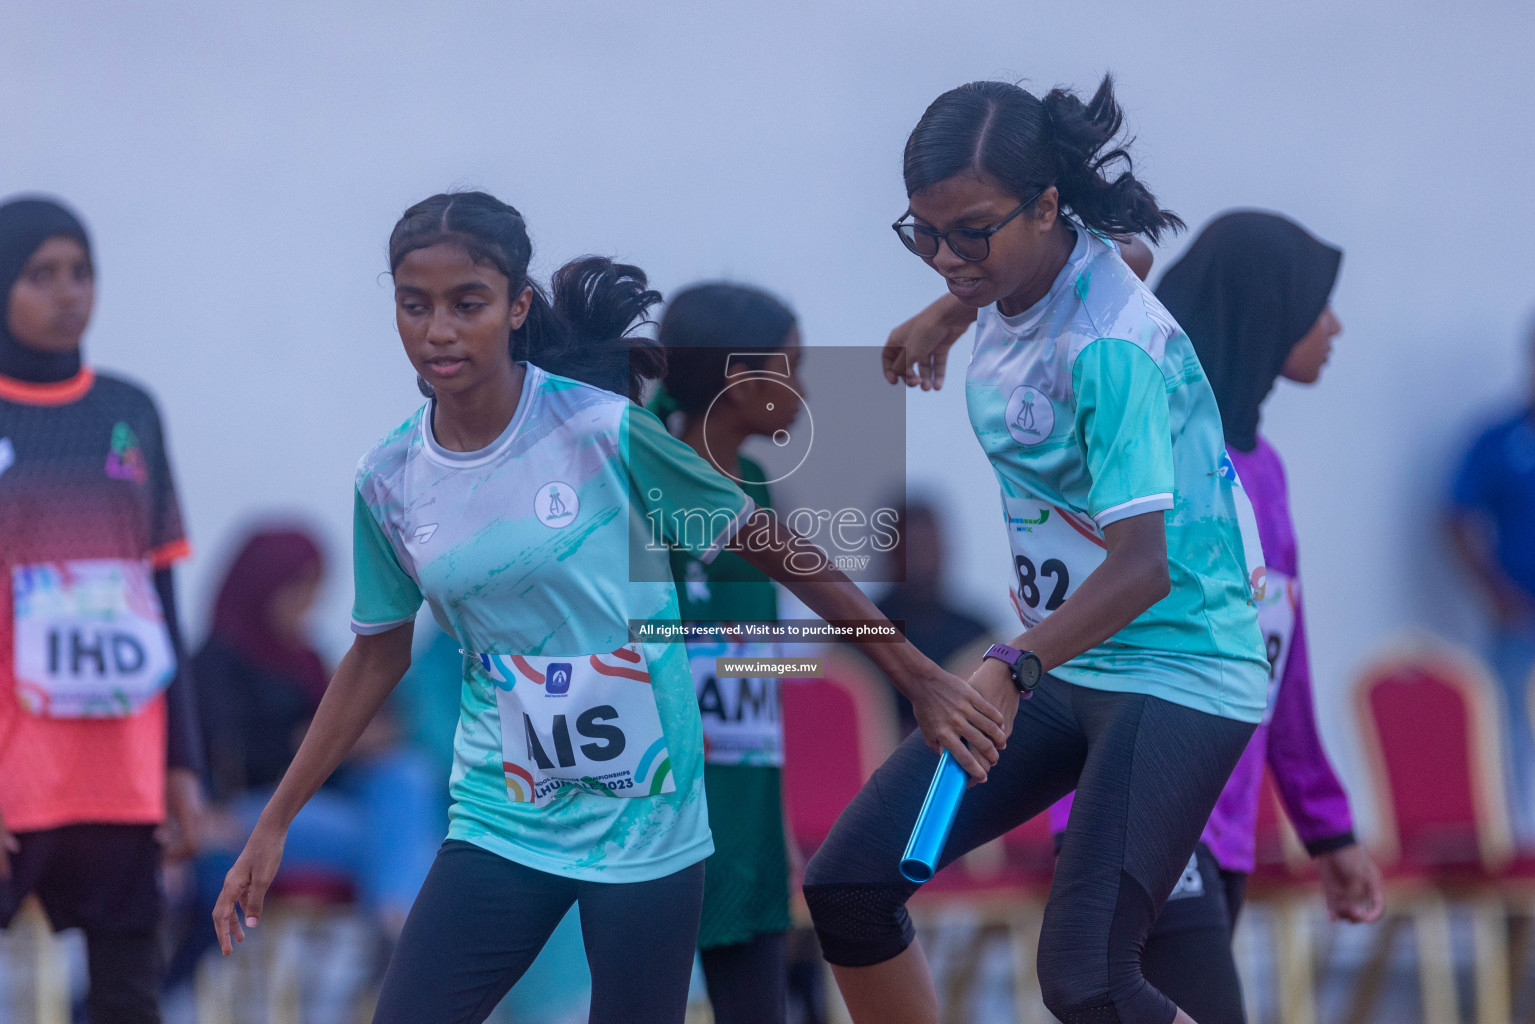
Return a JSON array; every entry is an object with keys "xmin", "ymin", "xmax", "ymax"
[
  {"xmin": 803, "ymin": 78, "xmax": 1269, "ymax": 1024},
  {"xmin": 210, "ymin": 192, "xmax": 1005, "ymax": 1024}
]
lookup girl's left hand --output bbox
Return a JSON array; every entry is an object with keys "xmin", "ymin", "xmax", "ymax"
[{"xmin": 1316, "ymin": 843, "xmax": 1385, "ymax": 923}]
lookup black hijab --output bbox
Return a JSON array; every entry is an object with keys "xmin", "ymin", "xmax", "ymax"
[
  {"xmin": 0, "ymin": 197, "xmax": 92, "ymax": 383},
  {"xmin": 1154, "ymin": 210, "xmax": 1341, "ymax": 452}
]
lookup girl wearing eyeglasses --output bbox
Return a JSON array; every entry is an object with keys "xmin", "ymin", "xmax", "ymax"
[{"xmin": 802, "ymin": 77, "xmax": 1270, "ymax": 1024}]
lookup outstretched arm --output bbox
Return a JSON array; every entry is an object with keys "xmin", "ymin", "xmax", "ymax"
[
  {"xmin": 735, "ymin": 509, "xmax": 1007, "ymax": 782},
  {"xmin": 212, "ymin": 624, "xmax": 414, "ymax": 953}
]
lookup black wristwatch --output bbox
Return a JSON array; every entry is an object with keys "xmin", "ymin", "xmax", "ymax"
[{"xmin": 982, "ymin": 643, "xmax": 1043, "ymax": 696}]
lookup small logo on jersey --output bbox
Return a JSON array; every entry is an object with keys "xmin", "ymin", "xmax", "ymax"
[
  {"xmin": 0, "ymin": 438, "xmax": 14, "ymax": 479},
  {"xmin": 1166, "ymin": 852, "xmax": 1205, "ymax": 900},
  {"xmin": 545, "ymin": 662, "xmax": 572, "ymax": 695},
  {"xmin": 413, "ymin": 523, "xmax": 439, "ymax": 544},
  {"xmin": 1004, "ymin": 386, "xmax": 1056, "ymax": 446},
  {"xmin": 1216, "ymin": 452, "xmax": 1238, "ymax": 483},
  {"xmin": 535, "ymin": 481, "xmax": 578, "ymax": 528},
  {"xmin": 105, "ymin": 422, "xmax": 148, "ymax": 483}
]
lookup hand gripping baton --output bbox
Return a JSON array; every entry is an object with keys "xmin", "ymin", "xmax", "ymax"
[{"xmin": 898, "ymin": 749, "xmax": 969, "ymax": 883}]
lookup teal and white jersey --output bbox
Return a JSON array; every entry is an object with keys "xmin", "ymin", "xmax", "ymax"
[
  {"xmin": 965, "ymin": 222, "xmax": 1269, "ymax": 723},
  {"xmin": 351, "ymin": 363, "xmax": 754, "ymax": 882}
]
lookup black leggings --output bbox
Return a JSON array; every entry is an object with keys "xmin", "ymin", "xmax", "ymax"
[
  {"xmin": 803, "ymin": 675, "xmax": 1254, "ymax": 1024},
  {"xmin": 372, "ymin": 840, "xmax": 705, "ymax": 1024},
  {"xmin": 700, "ymin": 932, "xmax": 787, "ymax": 1024},
  {"xmin": 1139, "ymin": 843, "xmax": 1249, "ymax": 1024}
]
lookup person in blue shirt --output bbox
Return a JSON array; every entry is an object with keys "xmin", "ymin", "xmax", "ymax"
[{"xmin": 1449, "ymin": 325, "xmax": 1535, "ymax": 842}]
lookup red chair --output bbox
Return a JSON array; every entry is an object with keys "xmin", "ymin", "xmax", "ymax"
[
  {"xmin": 1244, "ymin": 770, "xmax": 1325, "ymax": 1024},
  {"xmin": 781, "ymin": 646, "xmax": 900, "ymax": 865},
  {"xmin": 1352, "ymin": 637, "xmax": 1514, "ymax": 1024}
]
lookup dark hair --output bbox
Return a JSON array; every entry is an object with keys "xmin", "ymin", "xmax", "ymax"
[
  {"xmin": 903, "ymin": 75, "xmax": 1184, "ymax": 244},
  {"xmin": 388, "ymin": 191, "xmax": 664, "ymax": 399},
  {"xmin": 657, "ymin": 283, "xmax": 798, "ymax": 416}
]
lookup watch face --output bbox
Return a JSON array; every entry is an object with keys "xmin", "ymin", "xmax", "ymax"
[{"xmin": 1017, "ymin": 654, "xmax": 1042, "ymax": 688}]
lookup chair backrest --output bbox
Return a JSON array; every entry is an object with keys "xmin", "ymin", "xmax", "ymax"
[
  {"xmin": 1353, "ymin": 637, "xmax": 1512, "ymax": 871},
  {"xmin": 782, "ymin": 647, "xmax": 900, "ymax": 857}
]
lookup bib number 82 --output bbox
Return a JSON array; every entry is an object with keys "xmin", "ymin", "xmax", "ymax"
[{"xmin": 1015, "ymin": 555, "xmax": 1069, "ymax": 612}]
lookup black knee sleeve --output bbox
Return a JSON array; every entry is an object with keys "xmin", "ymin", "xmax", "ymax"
[{"xmin": 801, "ymin": 883, "xmax": 915, "ymax": 968}]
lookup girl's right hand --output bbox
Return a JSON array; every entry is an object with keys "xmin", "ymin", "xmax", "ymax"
[
  {"xmin": 908, "ymin": 665, "xmax": 1009, "ymax": 783},
  {"xmin": 212, "ymin": 822, "xmax": 287, "ymax": 955},
  {"xmin": 882, "ymin": 294, "xmax": 977, "ymax": 391}
]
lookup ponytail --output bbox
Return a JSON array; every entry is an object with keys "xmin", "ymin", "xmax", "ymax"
[
  {"xmin": 903, "ymin": 74, "xmax": 1183, "ymax": 243},
  {"xmin": 389, "ymin": 192, "xmax": 665, "ymax": 400},
  {"xmin": 530, "ymin": 256, "xmax": 665, "ymax": 400}
]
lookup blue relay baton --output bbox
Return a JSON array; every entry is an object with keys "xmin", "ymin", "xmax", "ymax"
[
  {"xmin": 899, "ymin": 750, "xmax": 969, "ymax": 883},
  {"xmin": 898, "ymin": 644, "xmax": 1040, "ymax": 883}
]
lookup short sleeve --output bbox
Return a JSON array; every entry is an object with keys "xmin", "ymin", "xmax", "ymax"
[
  {"xmin": 622, "ymin": 405, "xmax": 754, "ymax": 563},
  {"xmin": 1071, "ymin": 338, "xmax": 1176, "ymax": 527},
  {"xmin": 143, "ymin": 397, "xmax": 191, "ymax": 569},
  {"xmin": 1450, "ymin": 430, "xmax": 1497, "ymax": 512},
  {"xmin": 350, "ymin": 486, "xmax": 422, "ymax": 634}
]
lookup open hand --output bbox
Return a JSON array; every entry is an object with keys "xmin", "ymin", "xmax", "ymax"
[{"xmin": 212, "ymin": 822, "xmax": 287, "ymax": 954}]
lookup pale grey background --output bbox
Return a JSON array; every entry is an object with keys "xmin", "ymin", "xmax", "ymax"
[{"xmin": 5, "ymin": 1, "xmax": 1534, "ymax": 834}]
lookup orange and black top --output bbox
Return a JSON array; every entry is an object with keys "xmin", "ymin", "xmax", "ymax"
[{"xmin": 0, "ymin": 367, "xmax": 197, "ymax": 830}]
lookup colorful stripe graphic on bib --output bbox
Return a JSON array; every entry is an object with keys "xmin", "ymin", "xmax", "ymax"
[
  {"xmin": 589, "ymin": 647, "xmax": 651, "ymax": 683},
  {"xmin": 634, "ymin": 737, "xmax": 673, "ymax": 796},
  {"xmin": 503, "ymin": 761, "xmax": 537, "ymax": 803}
]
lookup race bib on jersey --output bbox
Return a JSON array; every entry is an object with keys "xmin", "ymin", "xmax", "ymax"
[
  {"xmin": 12, "ymin": 559, "xmax": 176, "ymax": 718},
  {"xmin": 1003, "ymin": 496, "xmax": 1107, "ymax": 627},
  {"xmin": 1255, "ymin": 568, "xmax": 1299, "ymax": 725},
  {"xmin": 479, "ymin": 645, "xmax": 675, "ymax": 807},
  {"xmin": 687, "ymin": 636, "xmax": 783, "ymax": 767}
]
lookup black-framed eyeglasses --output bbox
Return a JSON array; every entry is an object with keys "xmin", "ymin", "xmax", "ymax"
[{"xmin": 892, "ymin": 189, "xmax": 1044, "ymax": 263}]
